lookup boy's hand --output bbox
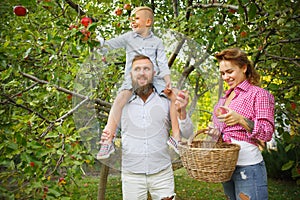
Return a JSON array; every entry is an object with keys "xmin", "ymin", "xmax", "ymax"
[
  {"xmin": 165, "ymin": 81, "xmax": 172, "ymax": 90},
  {"xmin": 95, "ymin": 35, "xmax": 105, "ymax": 46}
]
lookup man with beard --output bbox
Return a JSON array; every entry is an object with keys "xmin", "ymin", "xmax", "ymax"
[{"xmin": 101, "ymin": 55, "xmax": 194, "ymax": 200}]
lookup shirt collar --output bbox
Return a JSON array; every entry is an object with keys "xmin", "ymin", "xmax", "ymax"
[
  {"xmin": 128, "ymin": 87, "xmax": 167, "ymax": 103},
  {"xmin": 224, "ymin": 80, "xmax": 251, "ymax": 97},
  {"xmin": 133, "ymin": 31, "xmax": 153, "ymax": 39}
]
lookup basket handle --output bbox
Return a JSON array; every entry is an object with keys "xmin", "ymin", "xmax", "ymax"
[
  {"xmin": 187, "ymin": 129, "xmax": 206, "ymax": 145},
  {"xmin": 187, "ymin": 127, "xmax": 222, "ymax": 146}
]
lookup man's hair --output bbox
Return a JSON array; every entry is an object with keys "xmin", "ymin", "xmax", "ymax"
[
  {"xmin": 131, "ymin": 6, "xmax": 154, "ymax": 24},
  {"xmin": 132, "ymin": 54, "xmax": 153, "ymax": 67}
]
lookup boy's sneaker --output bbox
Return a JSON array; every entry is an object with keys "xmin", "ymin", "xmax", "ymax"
[
  {"xmin": 96, "ymin": 143, "xmax": 115, "ymax": 159},
  {"xmin": 167, "ymin": 136, "xmax": 180, "ymax": 154}
]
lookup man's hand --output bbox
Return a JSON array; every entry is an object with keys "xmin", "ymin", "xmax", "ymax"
[{"xmin": 175, "ymin": 90, "xmax": 189, "ymax": 120}]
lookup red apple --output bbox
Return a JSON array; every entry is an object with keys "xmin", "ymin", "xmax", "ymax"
[
  {"xmin": 240, "ymin": 31, "xmax": 247, "ymax": 38},
  {"xmin": 229, "ymin": 9, "xmax": 237, "ymax": 14},
  {"xmin": 114, "ymin": 8, "xmax": 123, "ymax": 16},
  {"xmin": 234, "ymin": 25, "xmax": 240, "ymax": 30},
  {"xmin": 215, "ymin": 107, "xmax": 228, "ymax": 117},
  {"xmin": 291, "ymin": 102, "xmax": 296, "ymax": 110},
  {"xmin": 124, "ymin": 4, "xmax": 131, "ymax": 11},
  {"xmin": 14, "ymin": 6, "xmax": 27, "ymax": 16},
  {"xmin": 81, "ymin": 17, "xmax": 92, "ymax": 27},
  {"xmin": 43, "ymin": 186, "xmax": 49, "ymax": 193},
  {"xmin": 30, "ymin": 162, "xmax": 35, "ymax": 167},
  {"xmin": 178, "ymin": 91, "xmax": 185, "ymax": 99},
  {"xmin": 69, "ymin": 24, "xmax": 78, "ymax": 30},
  {"xmin": 67, "ymin": 94, "xmax": 72, "ymax": 101},
  {"xmin": 80, "ymin": 29, "xmax": 91, "ymax": 41}
]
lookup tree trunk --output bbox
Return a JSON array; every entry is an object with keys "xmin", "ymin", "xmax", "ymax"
[{"xmin": 97, "ymin": 164, "xmax": 110, "ymax": 200}]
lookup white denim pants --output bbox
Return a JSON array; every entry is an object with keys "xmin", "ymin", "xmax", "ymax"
[{"xmin": 121, "ymin": 165, "xmax": 176, "ymax": 200}]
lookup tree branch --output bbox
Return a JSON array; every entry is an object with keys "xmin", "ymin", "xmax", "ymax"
[
  {"xmin": 172, "ymin": 0, "xmax": 179, "ymax": 18},
  {"xmin": 188, "ymin": 3, "xmax": 238, "ymax": 10},
  {"xmin": 20, "ymin": 72, "xmax": 111, "ymax": 109},
  {"xmin": 265, "ymin": 53, "xmax": 300, "ymax": 61},
  {"xmin": 1, "ymin": 93, "xmax": 50, "ymax": 123},
  {"xmin": 65, "ymin": 0, "xmax": 98, "ymax": 22},
  {"xmin": 168, "ymin": 37, "xmax": 186, "ymax": 68},
  {"xmin": 40, "ymin": 97, "xmax": 90, "ymax": 138},
  {"xmin": 65, "ymin": 0, "xmax": 85, "ymax": 16},
  {"xmin": 1, "ymin": 82, "xmax": 39, "ymax": 104},
  {"xmin": 278, "ymin": 38, "xmax": 300, "ymax": 43}
]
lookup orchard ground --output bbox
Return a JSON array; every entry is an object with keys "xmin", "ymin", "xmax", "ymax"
[{"xmin": 68, "ymin": 167, "xmax": 299, "ymax": 199}]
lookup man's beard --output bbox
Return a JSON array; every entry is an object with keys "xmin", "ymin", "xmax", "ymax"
[{"xmin": 132, "ymin": 82, "xmax": 154, "ymax": 96}]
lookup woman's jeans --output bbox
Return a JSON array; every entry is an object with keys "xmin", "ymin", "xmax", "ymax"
[{"xmin": 222, "ymin": 161, "xmax": 268, "ymax": 200}]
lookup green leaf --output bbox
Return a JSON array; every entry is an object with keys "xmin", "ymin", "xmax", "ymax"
[
  {"xmin": 23, "ymin": 47, "xmax": 32, "ymax": 59},
  {"xmin": 20, "ymin": 152, "xmax": 31, "ymax": 163},
  {"xmin": 282, "ymin": 160, "xmax": 294, "ymax": 171},
  {"xmin": 48, "ymin": 188, "xmax": 62, "ymax": 197},
  {"xmin": 7, "ymin": 142, "xmax": 18, "ymax": 150},
  {"xmin": 248, "ymin": 3, "xmax": 257, "ymax": 21},
  {"xmin": 284, "ymin": 143, "xmax": 295, "ymax": 152},
  {"xmin": 1, "ymin": 67, "xmax": 13, "ymax": 81}
]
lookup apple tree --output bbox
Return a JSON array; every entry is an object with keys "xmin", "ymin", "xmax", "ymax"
[{"xmin": 1, "ymin": 0, "xmax": 300, "ymax": 199}]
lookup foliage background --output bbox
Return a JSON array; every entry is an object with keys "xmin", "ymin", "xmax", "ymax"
[{"xmin": 1, "ymin": 0, "xmax": 299, "ymax": 199}]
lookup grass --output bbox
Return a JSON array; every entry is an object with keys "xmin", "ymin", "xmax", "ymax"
[{"xmin": 75, "ymin": 168, "xmax": 299, "ymax": 200}]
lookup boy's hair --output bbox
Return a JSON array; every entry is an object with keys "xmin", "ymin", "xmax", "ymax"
[{"xmin": 131, "ymin": 6, "xmax": 154, "ymax": 25}]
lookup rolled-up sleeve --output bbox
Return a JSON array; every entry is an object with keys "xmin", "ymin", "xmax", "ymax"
[
  {"xmin": 250, "ymin": 91, "xmax": 275, "ymax": 142},
  {"xmin": 178, "ymin": 117, "xmax": 194, "ymax": 139}
]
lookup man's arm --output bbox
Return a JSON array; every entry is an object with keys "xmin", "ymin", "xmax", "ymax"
[{"xmin": 175, "ymin": 90, "xmax": 194, "ymax": 138}]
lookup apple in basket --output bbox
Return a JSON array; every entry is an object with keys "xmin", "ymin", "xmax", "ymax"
[{"xmin": 215, "ymin": 107, "xmax": 228, "ymax": 117}]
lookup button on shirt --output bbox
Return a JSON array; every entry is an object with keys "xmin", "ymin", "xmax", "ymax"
[
  {"xmin": 121, "ymin": 91, "xmax": 193, "ymax": 175},
  {"xmin": 213, "ymin": 80, "xmax": 275, "ymax": 145},
  {"xmin": 103, "ymin": 31, "xmax": 170, "ymax": 78}
]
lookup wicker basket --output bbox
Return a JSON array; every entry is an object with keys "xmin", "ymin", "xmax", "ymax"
[{"xmin": 178, "ymin": 131, "xmax": 240, "ymax": 183}]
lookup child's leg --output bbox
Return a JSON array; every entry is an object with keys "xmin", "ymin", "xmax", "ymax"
[
  {"xmin": 164, "ymin": 88, "xmax": 181, "ymax": 154},
  {"xmin": 164, "ymin": 88, "xmax": 182, "ymax": 154},
  {"xmin": 97, "ymin": 89, "xmax": 132, "ymax": 159},
  {"xmin": 103, "ymin": 89, "xmax": 132, "ymax": 143}
]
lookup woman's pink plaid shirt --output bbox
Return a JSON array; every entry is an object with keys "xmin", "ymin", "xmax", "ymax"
[{"xmin": 213, "ymin": 80, "xmax": 275, "ymax": 145}]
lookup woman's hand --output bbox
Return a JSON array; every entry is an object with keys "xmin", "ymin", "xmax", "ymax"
[
  {"xmin": 217, "ymin": 106, "xmax": 254, "ymax": 133},
  {"xmin": 217, "ymin": 106, "xmax": 243, "ymax": 126}
]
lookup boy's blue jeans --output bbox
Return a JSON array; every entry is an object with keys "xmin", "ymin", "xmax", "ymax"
[{"xmin": 222, "ymin": 161, "xmax": 268, "ymax": 200}]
